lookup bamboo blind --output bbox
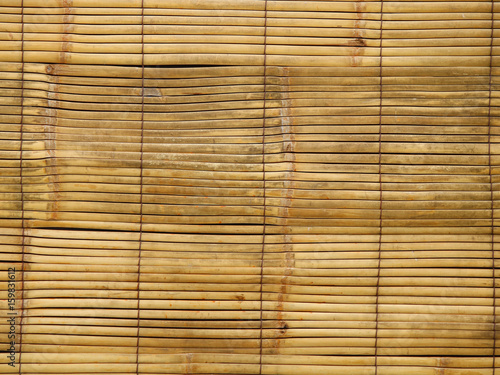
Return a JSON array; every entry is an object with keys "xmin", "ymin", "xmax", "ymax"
[{"xmin": 1, "ymin": 0, "xmax": 500, "ymax": 374}]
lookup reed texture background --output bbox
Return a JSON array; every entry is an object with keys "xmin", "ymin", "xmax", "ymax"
[{"xmin": 1, "ymin": 0, "xmax": 500, "ymax": 374}]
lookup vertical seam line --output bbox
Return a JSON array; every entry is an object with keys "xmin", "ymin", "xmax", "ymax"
[
  {"xmin": 375, "ymin": 2, "xmax": 384, "ymax": 374},
  {"xmin": 489, "ymin": 1, "xmax": 496, "ymax": 372},
  {"xmin": 135, "ymin": 2, "xmax": 145, "ymax": 374},
  {"xmin": 18, "ymin": 1, "xmax": 25, "ymax": 373},
  {"xmin": 259, "ymin": 0, "xmax": 269, "ymax": 373}
]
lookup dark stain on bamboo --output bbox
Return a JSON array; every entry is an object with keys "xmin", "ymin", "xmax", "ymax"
[
  {"xmin": 351, "ymin": 0, "xmax": 366, "ymax": 67},
  {"xmin": 274, "ymin": 67, "xmax": 295, "ymax": 351},
  {"xmin": 352, "ymin": 37, "xmax": 367, "ymax": 48},
  {"xmin": 47, "ymin": 151, "xmax": 61, "ymax": 222},
  {"xmin": 279, "ymin": 67, "xmax": 296, "ymax": 222},
  {"xmin": 45, "ymin": 62, "xmax": 61, "ymax": 221},
  {"xmin": 60, "ymin": 0, "xmax": 74, "ymax": 64},
  {"xmin": 274, "ymin": 251, "xmax": 294, "ymax": 353}
]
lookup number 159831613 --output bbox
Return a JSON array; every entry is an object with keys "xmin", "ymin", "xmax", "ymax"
[{"xmin": 7, "ymin": 268, "xmax": 15, "ymax": 311}]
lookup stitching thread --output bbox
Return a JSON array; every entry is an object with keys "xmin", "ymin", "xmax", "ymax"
[
  {"xmin": 259, "ymin": 0, "xmax": 269, "ymax": 373},
  {"xmin": 374, "ymin": 2, "xmax": 384, "ymax": 374},
  {"xmin": 18, "ymin": 1, "xmax": 25, "ymax": 372},
  {"xmin": 135, "ymin": 2, "xmax": 146, "ymax": 373},
  {"xmin": 488, "ymin": 1, "xmax": 496, "ymax": 371}
]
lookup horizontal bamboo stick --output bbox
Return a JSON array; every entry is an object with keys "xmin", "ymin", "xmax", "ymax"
[
  {"xmin": 6, "ymin": 62, "xmax": 490, "ymax": 79},
  {"xmin": 6, "ymin": 0, "xmax": 495, "ymax": 12},
  {"xmin": 1, "ymin": 51, "xmax": 494, "ymax": 67},
  {"xmin": 10, "ymin": 71, "xmax": 492, "ymax": 87},
  {"xmin": 2, "ymin": 42, "xmax": 495, "ymax": 58}
]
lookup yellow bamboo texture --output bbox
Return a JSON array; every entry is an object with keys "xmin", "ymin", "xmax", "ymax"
[{"xmin": 1, "ymin": 0, "xmax": 500, "ymax": 374}]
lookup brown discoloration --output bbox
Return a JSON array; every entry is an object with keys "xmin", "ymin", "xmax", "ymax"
[
  {"xmin": 350, "ymin": 47, "xmax": 363, "ymax": 68},
  {"xmin": 280, "ymin": 69, "xmax": 295, "ymax": 158},
  {"xmin": 47, "ymin": 91, "xmax": 59, "ymax": 101},
  {"xmin": 184, "ymin": 353, "xmax": 193, "ymax": 375},
  {"xmin": 435, "ymin": 357, "xmax": 451, "ymax": 375},
  {"xmin": 350, "ymin": 37, "xmax": 367, "ymax": 48},
  {"xmin": 437, "ymin": 357, "xmax": 451, "ymax": 368},
  {"xmin": 350, "ymin": 54, "xmax": 360, "ymax": 69},
  {"xmin": 60, "ymin": 0, "xmax": 74, "ymax": 64},
  {"xmin": 280, "ymin": 322, "xmax": 288, "ymax": 334},
  {"xmin": 274, "ymin": 251, "xmax": 294, "ymax": 353},
  {"xmin": 48, "ymin": 199, "xmax": 59, "ymax": 221},
  {"xmin": 351, "ymin": 0, "xmax": 366, "ymax": 67},
  {"xmin": 355, "ymin": 0, "xmax": 365, "ymax": 14},
  {"xmin": 62, "ymin": 0, "xmax": 74, "ymax": 12},
  {"xmin": 48, "ymin": 159, "xmax": 61, "ymax": 222},
  {"xmin": 353, "ymin": 1, "xmax": 364, "ymax": 39},
  {"xmin": 45, "ymin": 69, "xmax": 60, "ymax": 223},
  {"xmin": 46, "ymin": 65, "xmax": 63, "ymax": 83},
  {"xmin": 272, "ymin": 67, "xmax": 296, "ymax": 347},
  {"xmin": 278, "ymin": 67, "xmax": 295, "ymax": 226}
]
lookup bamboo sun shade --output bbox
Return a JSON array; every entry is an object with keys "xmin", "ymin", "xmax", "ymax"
[{"xmin": 1, "ymin": 0, "xmax": 500, "ymax": 374}]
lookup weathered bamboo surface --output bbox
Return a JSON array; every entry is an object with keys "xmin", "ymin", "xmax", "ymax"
[{"xmin": 1, "ymin": 0, "xmax": 500, "ymax": 374}]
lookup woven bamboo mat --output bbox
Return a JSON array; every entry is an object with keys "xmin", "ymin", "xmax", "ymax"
[{"xmin": 1, "ymin": 0, "xmax": 499, "ymax": 374}]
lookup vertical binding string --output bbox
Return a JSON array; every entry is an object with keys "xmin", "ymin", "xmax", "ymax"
[
  {"xmin": 374, "ymin": 2, "xmax": 384, "ymax": 374},
  {"xmin": 259, "ymin": 0, "xmax": 269, "ymax": 373},
  {"xmin": 135, "ymin": 1, "xmax": 145, "ymax": 374},
  {"xmin": 489, "ymin": 1, "xmax": 496, "ymax": 372},
  {"xmin": 18, "ymin": 1, "xmax": 25, "ymax": 373}
]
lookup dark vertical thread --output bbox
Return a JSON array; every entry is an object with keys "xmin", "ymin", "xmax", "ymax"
[
  {"xmin": 489, "ymin": 1, "xmax": 496, "ymax": 372},
  {"xmin": 374, "ymin": 2, "xmax": 384, "ymax": 374},
  {"xmin": 259, "ymin": 0, "xmax": 268, "ymax": 373},
  {"xmin": 135, "ymin": 2, "xmax": 145, "ymax": 374},
  {"xmin": 18, "ymin": 1, "xmax": 25, "ymax": 373}
]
